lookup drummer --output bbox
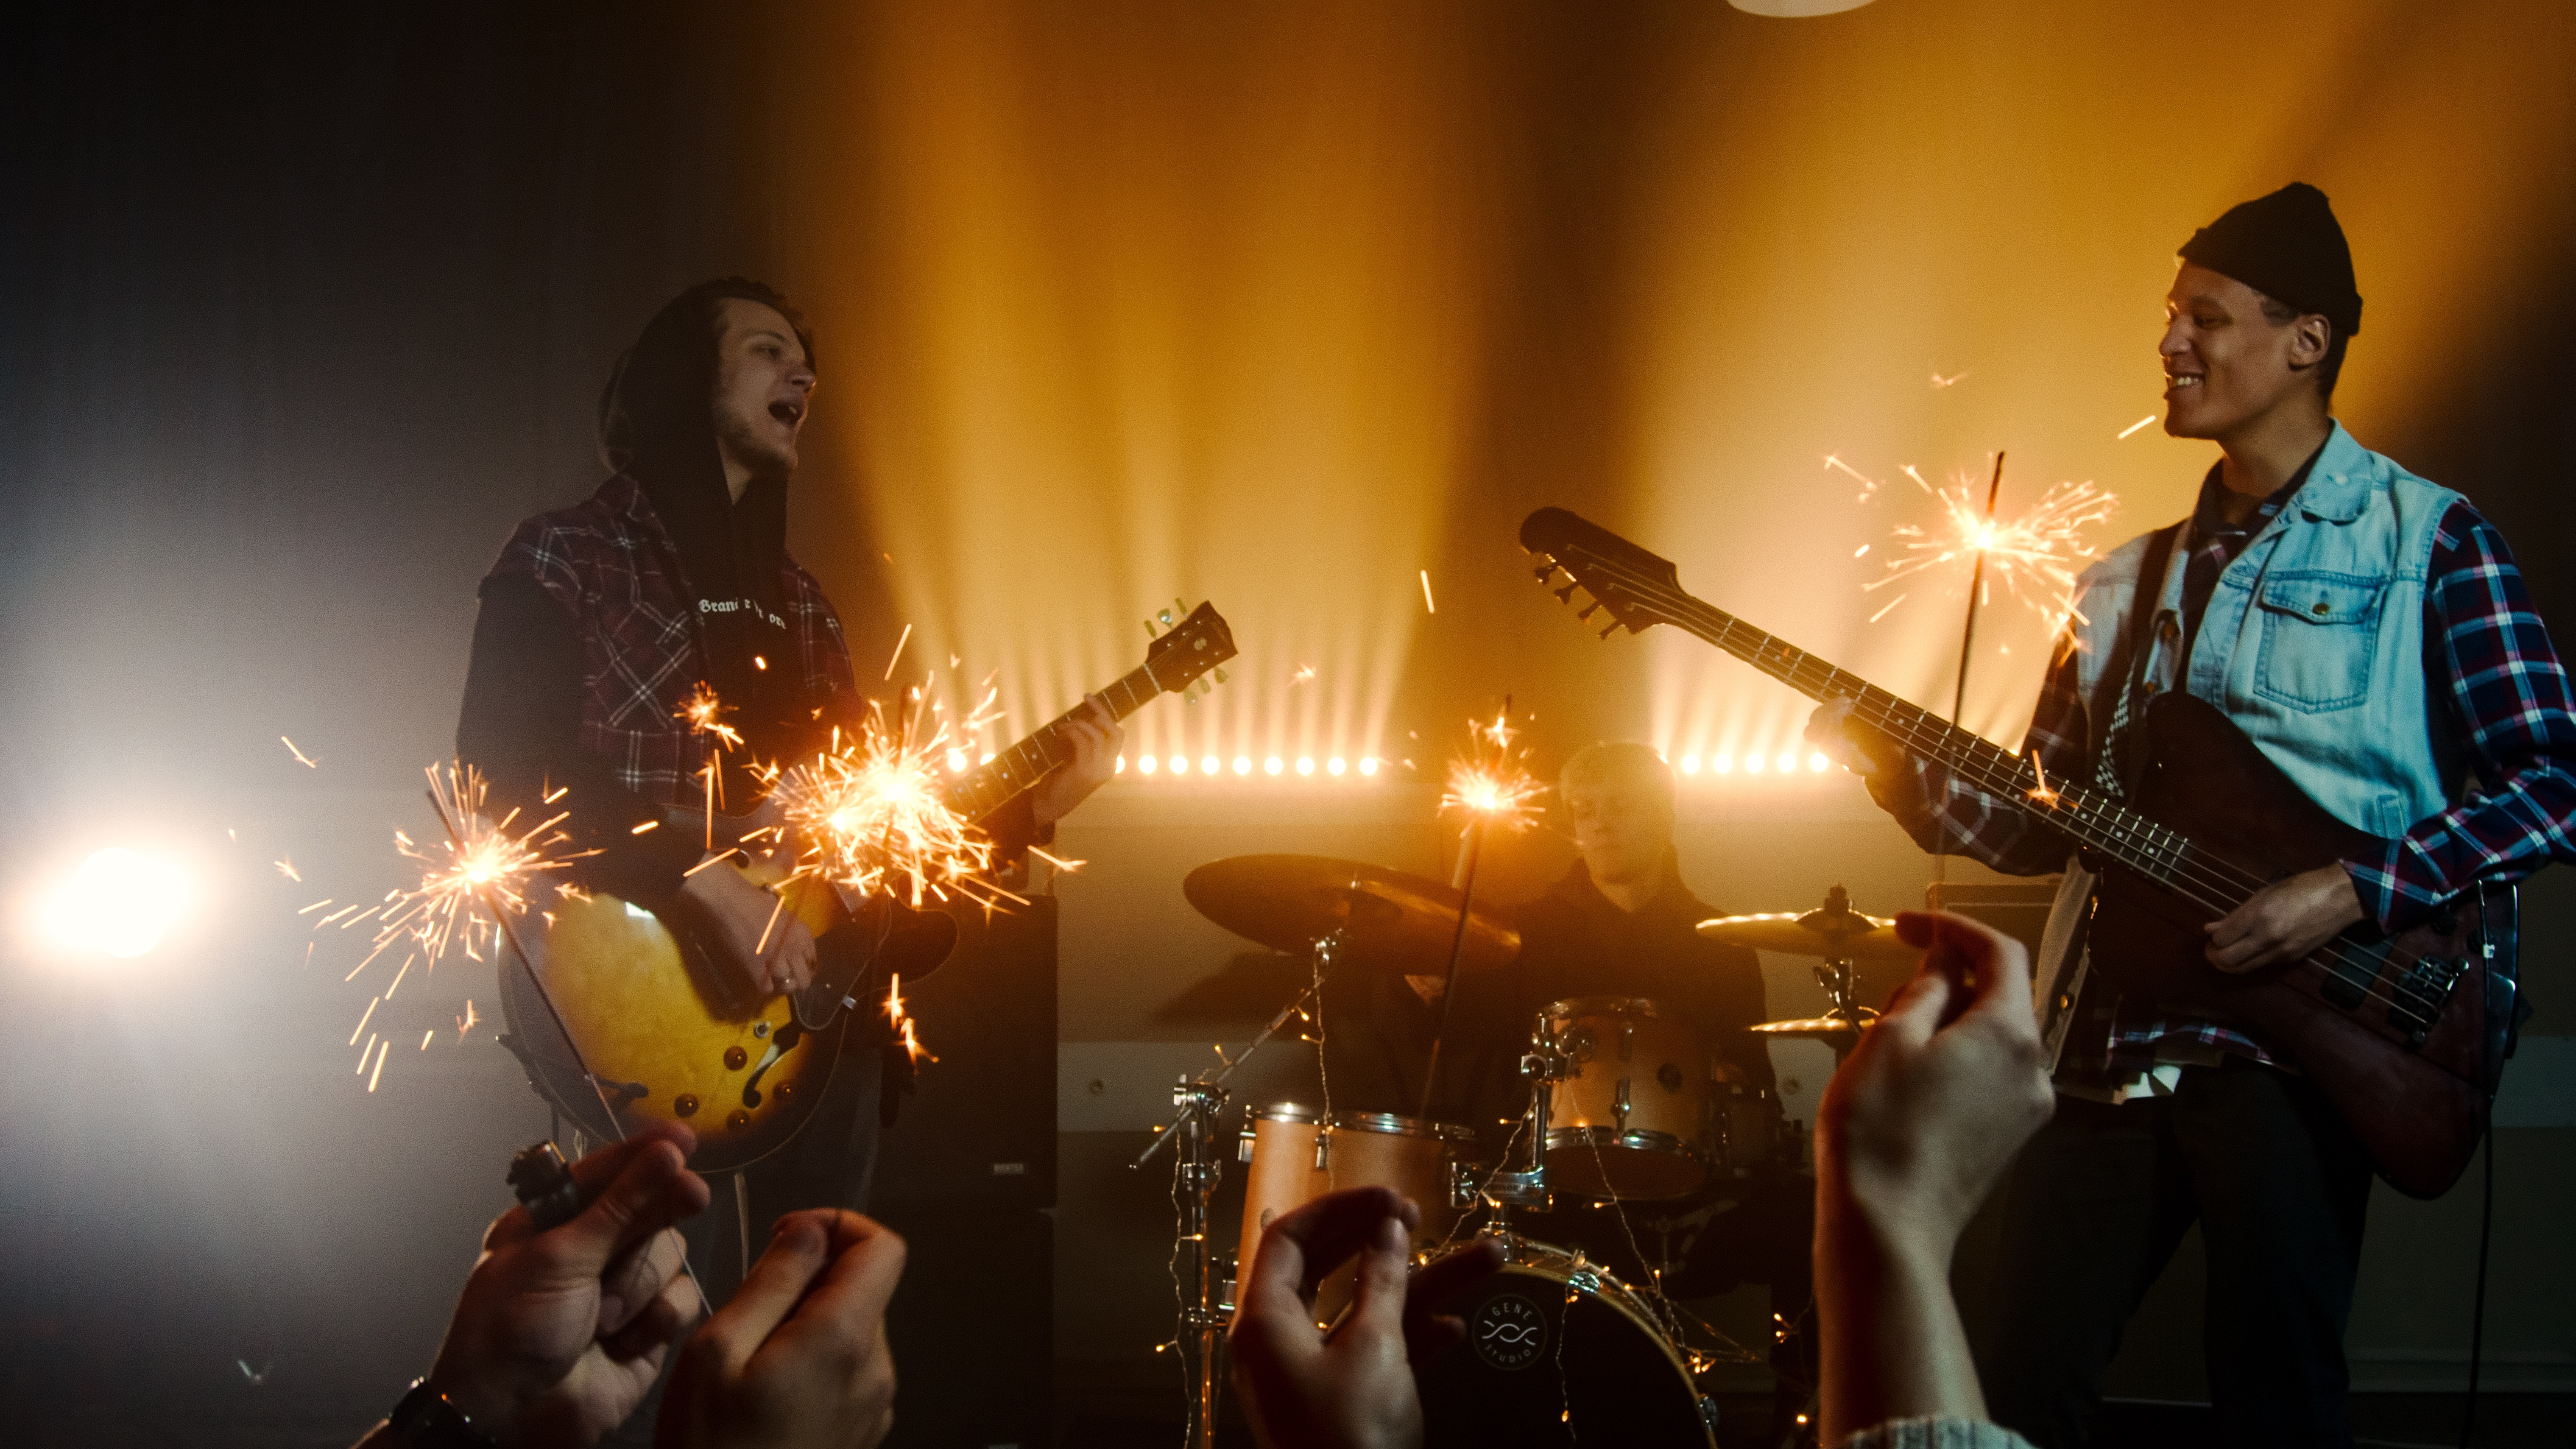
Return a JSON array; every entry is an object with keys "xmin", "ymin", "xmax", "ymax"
[{"xmin": 1496, "ymin": 742, "xmax": 1818, "ymax": 1424}]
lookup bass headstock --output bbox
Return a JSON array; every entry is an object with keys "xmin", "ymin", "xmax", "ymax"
[
  {"xmin": 1143, "ymin": 599, "xmax": 1237, "ymax": 701},
  {"xmin": 1518, "ymin": 507, "xmax": 1686, "ymax": 638}
]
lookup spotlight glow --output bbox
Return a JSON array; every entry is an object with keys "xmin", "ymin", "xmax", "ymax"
[
  {"xmin": 1358, "ymin": 757, "xmax": 1379, "ymax": 776},
  {"xmin": 1138, "ymin": 754, "xmax": 1158, "ymax": 775},
  {"xmin": 1327, "ymin": 757, "xmax": 1346, "ymax": 776},
  {"xmin": 1745, "ymin": 754, "xmax": 1765, "ymax": 774},
  {"xmin": 1234, "ymin": 757, "xmax": 1252, "ymax": 776},
  {"xmin": 1115, "ymin": 755, "xmax": 1127, "ymax": 773},
  {"xmin": 1265, "ymin": 757, "xmax": 1284, "ymax": 776},
  {"xmin": 946, "ymin": 748, "xmax": 969, "ymax": 773},
  {"xmin": 1295, "ymin": 757, "xmax": 1315, "ymax": 776},
  {"xmin": 1680, "ymin": 754, "xmax": 1700, "ymax": 775},
  {"xmin": 44, "ymin": 847, "xmax": 187, "ymax": 959},
  {"xmin": 1169, "ymin": 755, "xmax": 1189, "ymax": 775},
  {"xmin": 1777, "ymin": 753, "xmax": 1797, "ymax": 773},
  {"xmin": 1714, "ymin": 754, "xmax": 1733, "ymax": 773},
  {"xmin": 1809, "ymin": 752, "xmax": 1830, "ymax": 773},
  {"xmin": 1201, "ymin": 757, "xmax": 1220, "ymax": 776}
]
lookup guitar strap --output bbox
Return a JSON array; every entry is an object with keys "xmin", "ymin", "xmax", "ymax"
[{"xmin": 2034, "ymin": 521, "xmax": 2183, "ymax": 1078}]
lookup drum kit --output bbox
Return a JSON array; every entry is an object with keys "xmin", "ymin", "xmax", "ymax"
[{"xmin": 1139, "ymin": 854, "xmax": 1917, "ymax": 1448}]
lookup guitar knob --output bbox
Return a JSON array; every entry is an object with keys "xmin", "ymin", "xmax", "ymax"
[
  {"xmin": 726, "ymin": 1110, "xmax": 751, "ymax": 1132},
  {"xmin": 724, "ymin": 1045, "xmax": 748, "ymax": 1070},
  {"xmin": 673, "ymin": 1094, "xmax": 699, "ymax": 1117}
]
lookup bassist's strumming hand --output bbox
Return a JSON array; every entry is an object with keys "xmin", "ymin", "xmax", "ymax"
[{"xmin": 2203, "ymin": 861, "xmax": 2364, "ymax": 974}]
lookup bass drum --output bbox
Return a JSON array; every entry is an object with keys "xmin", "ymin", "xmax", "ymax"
[{"xmin": 1415, "ymin": 1237, "xmax": 1714, "ymax": 1447}]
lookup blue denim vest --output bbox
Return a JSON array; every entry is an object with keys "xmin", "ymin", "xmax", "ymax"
[{"xmin": 2032, "ymin": 423, "xmax": 2463, "ymax": 1072}]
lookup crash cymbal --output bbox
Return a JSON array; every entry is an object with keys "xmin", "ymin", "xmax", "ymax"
[
  {"xmin": 1695, "ymin": 884, "xmax": 1913, "ymax": 961},
  {"xmin": 1182, "ymin": 854, "xmax": 1519, "ymax": 976}
]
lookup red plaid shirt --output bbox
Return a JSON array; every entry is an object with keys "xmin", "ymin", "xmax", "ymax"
[{"xmin": 485, "ymin": 474, "xmax": 860, "ymax": 810}]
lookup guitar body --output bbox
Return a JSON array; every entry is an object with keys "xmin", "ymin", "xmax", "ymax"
[
  {"xmin": 501, "ymin": 865, "xmax": 865, "ymax": 1174},
  {"xmin": 2084, "ymin": 691, "xmax": 2502, "ymax": 1198}
]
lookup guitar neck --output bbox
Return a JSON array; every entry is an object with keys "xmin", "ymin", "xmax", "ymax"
[
  {"xmin": 1640, "ymin": 586, "xmax": 2182, "ymax": 882},
  {"xmin": 943, "ymin": 662, "xmax": 1164, "ymax": 823}
]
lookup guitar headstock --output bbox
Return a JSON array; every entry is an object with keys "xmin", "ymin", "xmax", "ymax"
[
  {"xmin": 1518, "ymin": 507, "xmax": 1686, "ymax": 638},
  {"xmin": 1143, "ymin": 599, "xmax": 1238, "ymax": 701}
]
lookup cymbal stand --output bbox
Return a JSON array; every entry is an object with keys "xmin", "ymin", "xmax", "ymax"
[
  {"xmin": 1136, "ymin": 930, "xmax": 1346, "ymax": 1449},
  {"xmin": 1466, "ymin": 1018, "xmax": 1569, "ymax": 1240}
]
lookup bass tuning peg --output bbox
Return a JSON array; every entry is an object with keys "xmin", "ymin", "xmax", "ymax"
[
  {"xmin": 1532, "ymin": 564, "xmax": 1557, "ymax": 584},
  {"xmin": 1213, "ymin": 667, "xmax": 1228, "ymax": 685},
  {"xmin": 1577, "ymin": 601, "xmax": 1600, "ymax": 621},
  {"xmin": 1143, "ymin": 618, "xmax": 1160, "ymax": 638},
  {"xmin": 1598, "ymin": 620, "xmax": 1621, "ymax": 640},
  {"xmin": 1554, "ymin": 583, "xmax": 1579, "ymax": 605}
]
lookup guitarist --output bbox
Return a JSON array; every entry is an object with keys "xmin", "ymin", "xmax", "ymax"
[
  {"xmin": 456, "ymin": 279, "xmax": 1121, "ymax": 1277},
  {"xmin": 1809, "ymin": 185, "xmax": 2576, "ymax": 1446}
]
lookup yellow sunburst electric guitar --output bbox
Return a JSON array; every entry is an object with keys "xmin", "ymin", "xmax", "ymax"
[{"xmin": 499, "ymin": 601, "xmax": 1236, "ymax": 1171}]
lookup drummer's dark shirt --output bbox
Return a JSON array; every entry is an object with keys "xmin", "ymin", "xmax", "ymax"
[
  {"xmin": 1503, "ymin": 851, "xmax": 1773, "ymax": 1095},
  {"xmin": 1319, "ymin": 850, "xmax": 1773, "ymax": 1147}
]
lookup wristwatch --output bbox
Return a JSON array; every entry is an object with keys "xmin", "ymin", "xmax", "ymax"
[{"xmin": 387, "ymin": 1378, "xmax": 500, "ymax": 1449}]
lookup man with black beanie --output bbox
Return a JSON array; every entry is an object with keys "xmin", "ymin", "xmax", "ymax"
[
  {"xmin": 455, "ymin": 280, "xmax": 1123, "ymax": 1311},
  {"xmin": 1808, "ymin": 185, "xmax": 2576, "ymax": 1444}
]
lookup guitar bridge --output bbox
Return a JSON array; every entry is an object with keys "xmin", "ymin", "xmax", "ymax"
[{"xmin": 2389, "ymin": 954, "xmax": 2464, "ymax": 1048}]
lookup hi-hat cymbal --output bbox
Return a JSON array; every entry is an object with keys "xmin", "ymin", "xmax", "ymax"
[
  {"xmin": 1183, "ymin": 854, "xmax": 1520, "ymax": 976},
  {"xmin": 1696, "ymin": 899, "xmax": 1913, "ymax": 962}
]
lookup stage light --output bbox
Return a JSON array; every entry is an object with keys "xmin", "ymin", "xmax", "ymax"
[
  {"xmin": 1777, "ymin": 753, "xmax": 1797, "ymax": 773},
  {"xmin": 1327, "ymin": 757, "xmax": 1346, "ymax": 776},
  {"xmin": 1809, "ymin": 752, "xmax": 1829, "ymax": 773},
  {"xmin": 1170, "ymin": 755, "xmax": 1189, "ymax": 775},
  {"xmin": 1234, "ymin": 757, "xmax": 1252, "ymax": 775},
  {"xmin": 1729, "ymin": 0, "xmax": 1874, "ymax": 15},
  {"xmin": 946, "ymin": 748, "xmax": 969, "ymax": 773},
  {"xmin": 980, "ymin": 752, "xmax": 996, "ymax": 765},
  {"xmin": 1359, "ymin": 757, "xmax": 1379, "ymax": 776},
  {"xmin": 1114, "ymin": 756, "xmax": 1127, "ymax": 773},
  {"xmin": 1745, "ymin": 754, "xmax": 1765, "ymax": 774},
  {"xmin": 1265, "ymin": 756, "xmax": 1284, "ymax": 776},
  {"xmin": 1714, "ymin": 754, "xmax": 1733, "ymax": 773},
  {"xmin": 1138, "ymin": 754, "xmax": 1158, "ymax": 775},
  {"xmin": 1681, "ymin": 754, "xmax": 1700, "ymax": 774},
  {"xmin": 1296, "ymin": 757, "xmax": 1315, "ymax": 776},
  {"xmin": 1201, "ymin": 757, "xmax": 1220, "ymax": 776},
  {"xmin": 44, "ymin": 847, "xmax": 187, "ymax": 960}
]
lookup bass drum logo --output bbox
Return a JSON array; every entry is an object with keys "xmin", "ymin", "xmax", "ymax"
[{"xmin": 1470, "ymin": 1292, "xmax": 1546, "ymax": 1371}]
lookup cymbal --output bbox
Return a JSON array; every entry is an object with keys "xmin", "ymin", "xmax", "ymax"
[
  {"xmin": 1182, "ymin": 854, "xmax": 1520, "ymax": 977},
  {"xmin": 1695, "ymin": 905, "xmax": 1913, "ymax": 962},
  {"xmin": 1748, "ymin": 1015, "xmax": 1873, "ymax": 1040}
]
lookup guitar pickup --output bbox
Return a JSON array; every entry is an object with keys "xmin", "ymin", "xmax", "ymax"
[{"xmin": 2388, "ymin": 955, "xmax": 2464, "ymax": 1048}]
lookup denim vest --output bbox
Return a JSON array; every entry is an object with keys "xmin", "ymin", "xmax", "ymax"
[{"xmin": 2031, "ymin": 422, "xmax": 2463, "ymax": 1068}]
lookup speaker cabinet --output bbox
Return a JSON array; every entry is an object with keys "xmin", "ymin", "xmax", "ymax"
[
  {"xmin": 870, "ymin": 896, "xmax": 1058, "ymax": 1213},
  {"xmin": 873, "ymin": 1206, "xmax": 1053, "ymax": 1449}
]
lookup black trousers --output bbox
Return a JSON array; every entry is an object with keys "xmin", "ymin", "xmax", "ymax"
[{"xmin": 1968, "ymin": 1063, "xmax": 2374, "ymax": 1449}]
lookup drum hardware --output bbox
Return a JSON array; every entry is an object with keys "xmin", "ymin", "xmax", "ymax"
[
  {"xmin": 1135, "ymin": 927, "xmax": 1348, "ymax": 1449},
  {"xmin": 1538, "ymin": 998, "xmax": 1717, "ymax": 1201},
  {"xmin": 1702, "ymin": 885, "xmax": 1905, "ymax": 1062}
]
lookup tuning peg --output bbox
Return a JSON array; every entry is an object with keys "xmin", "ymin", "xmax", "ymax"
[
  {"xmin": 1554, "ymin": 583, "xmax": 1579, "ymax": 605},
  {"xmin": 1213, "ymin": 667, "xmax": 1228, "ymax": 685},
  {"xmin": 1577, "ymin": 600, "xmax": 1600, "ymax": 621},
  {"xmin": 1173, "ymin": 596, "xmax": 1188, "ymax": 618},
  {"xmin": 1143, "ymin": 618, "xmax": 1159, "ymax": 638},
  {"xmin": 1158, "ymin": 608, "xmax": 1175, "ymax": 627},
  {"xmin": 1598, "ymin": 620, "xmax": 1621, "ymax": 640},
  {"xmin": 1533, "ymin": 563, "xmax": 1558, "ymax": 584},
  {"xmin": 1184, "ymin": 683, "xmax": 1201, "ymax": 704}
]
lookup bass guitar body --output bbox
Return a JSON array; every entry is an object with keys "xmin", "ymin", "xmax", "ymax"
[{"xmin": 2087, "ymin": 691, "xmax": 2510, "ymax": 1198}]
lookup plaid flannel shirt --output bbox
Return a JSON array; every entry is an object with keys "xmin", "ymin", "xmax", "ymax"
[
  {"xmin": 485, "ymin": 474, "xmax": 860, "ymax": 809},
  {"xmin": 1877, "ymin": 493, "xmax": 2576, "ymax": 1077}
]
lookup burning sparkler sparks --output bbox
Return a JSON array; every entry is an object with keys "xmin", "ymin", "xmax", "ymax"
[
  {"xmin": 1439, "ymin": 709, "xmax": 1545, "ymax": 839},
  {"xmin": 773, "ymin": 691, "xmax": 1009, "ymax": 910},
  {"xmin": 677, "ymin": 682, "xmax": 743, "ymax": 750},
  {"xmin": 281, "ymin": 736, "xmax": 318, "ymax": 768},
  {"xmin": 358, "ymin": 762, "xmax": 594, "ymax": 973},
  {"xmin": 883, "ymin": 971, "xmax": 939, "ymax": 1065},
  {"xmin": 1863, "ymin": 468, "xmax": 2118, "ymax": 630}
]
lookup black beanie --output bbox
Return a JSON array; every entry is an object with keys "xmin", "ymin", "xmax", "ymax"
[{"xmin": 2178, "ymin": 182, "xmax": 2363, "ymax": 338}]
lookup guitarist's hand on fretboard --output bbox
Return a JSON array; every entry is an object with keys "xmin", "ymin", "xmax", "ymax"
[
  {"xmin": 1031, "ymin": 694, "xmax": 1124, "ymax": 827},
  {"xmin": 1806, "ymin": 697, "xmax": 1910, "ymax": 784}
]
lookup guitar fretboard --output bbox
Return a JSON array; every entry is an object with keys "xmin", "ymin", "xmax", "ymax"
[
  {"xmin": 1565, "ymin": 544, "xmax": 2207, "ymax": 895},
  {"xmin": 943, "ymin": 662, "xmax": 1164, "ymax": 823}
]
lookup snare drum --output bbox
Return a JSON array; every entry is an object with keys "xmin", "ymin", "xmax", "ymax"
[
  {"xmin": 1235, "ymin": 1104, "xmax": 1479, "ymax": 1322},
  {"xmin": 1415, "ymin": 1235, "xmax": 1715, "ymax": 1447},
  {"xmin": 1539, "ymin": 998, "xmax": 1712, "ymax": 1201}
]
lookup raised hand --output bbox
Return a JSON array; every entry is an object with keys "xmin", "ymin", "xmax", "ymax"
[
  {"xmin": 1814, "ymin": 911, "xmax": 2055, "ymax": 1444},
  {"xmin": 655, "ymin": 1209, "xmax": 907, "ymax": 1449},
  {"xmin": 1227, "ymin": 1187, "xmax": 1505, "ymax": 1449},
  {"xmin": 417, "ymin": 1122, "xmax": 712, "ymax": 1446}
]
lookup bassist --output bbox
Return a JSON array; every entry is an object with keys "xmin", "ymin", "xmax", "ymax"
[{"xmin": 1810, "ymin": 186, "xmax": 2576, "ymax": 1446}]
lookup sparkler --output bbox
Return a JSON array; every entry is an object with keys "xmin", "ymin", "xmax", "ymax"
[
  {"xmin": 361, "ymin": 762, "xmax": 594, "ymax": 970},
  {"xmin": 883, "ymin": 972, "xmax": 938, "ymax": 1065},
  {"xmin": 1420, "ymin": 702, "xmax": 1540, "ymax": 1119},
  {"xmin": 281, "ymin": 736, "xmax": 318, "ymax": 768},
  {"xmin": 772, "ymin": 690, "xmax": 1010, "ymax": 910},
  {"xmin": 1862, "ymin": 463, "xmax": 2118, "ymax": 632}
]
